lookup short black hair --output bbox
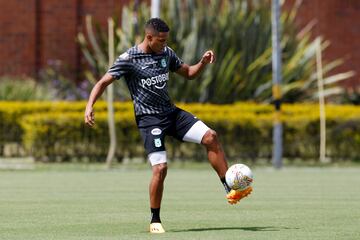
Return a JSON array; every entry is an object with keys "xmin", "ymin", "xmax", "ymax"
[{"xmin": 145, "ymin": 18, "xmax": 170, "ymax": 33}]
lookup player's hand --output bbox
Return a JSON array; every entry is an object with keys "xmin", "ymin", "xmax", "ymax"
[
  {"xmin": 201, "ymin": 50, "xmax": 215, "ymax": 64},
  {"xmin": 85, "ymin": 106, "xmax": 95, "ymax": 127}
]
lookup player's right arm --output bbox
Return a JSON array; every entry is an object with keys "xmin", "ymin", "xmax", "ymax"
[{"xmin": 85, "ymin": 73, "xmax": 115, "ymax": 127}]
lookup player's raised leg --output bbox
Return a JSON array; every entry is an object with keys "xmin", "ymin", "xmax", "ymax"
[
  {"xmin": 183, "ymin": 121, "xmax": 252, "ymax": 204},
  {"xmin": 148, "ymin": 151, "xmax": 167, "ymax": 233},
  {"xmin": 201, "ymin": 129, "xmax": 228, "ymax": 178},
  {"xmin": 201, "ymin": 129, "xmax": 253, "ymax": 204},
  {"xmin": 182, "ymin": 121, "xmax": 230, "ymax": 192}
]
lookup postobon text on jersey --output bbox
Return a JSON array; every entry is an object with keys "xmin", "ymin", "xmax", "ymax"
[{"xmin": 141, "ymin": 72, "xmax": 169, "ymax": 89}]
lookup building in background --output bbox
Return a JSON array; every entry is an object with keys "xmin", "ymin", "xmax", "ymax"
[
  {"xmin": 0, "ymin": 0, "xmax": 134, "ymax": 81},
  {"xmin": 0, "ymin": 0, "xmax": 358, "ymax": 87},
  {"xmin": 284, "ymin": 0, "xmax": 359, "ymax": 88}
]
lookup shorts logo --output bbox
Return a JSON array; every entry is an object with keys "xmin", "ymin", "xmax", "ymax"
[
  {"xmin": 151, "ymin": 128, "xmax": 162, "ymax": 135},
  {"xmin": 161, "ymin": 58, "xmax": 167, "ymax": 68},
  {"xmin": 154, "ymin": 138, "xmax": 162, "ymax": 148}
]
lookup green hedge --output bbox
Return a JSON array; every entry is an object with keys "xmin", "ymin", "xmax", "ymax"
[
  {"xmin": 21, "ymin": 112, "xmax": 140, "ymax": 162},
  {"xmin": 10, "ymin": 102, "xmax": 360, "ymax": 162},
  {"xmin": 0, "ymin": 101, "xmax": 132, "ymax": 144}
]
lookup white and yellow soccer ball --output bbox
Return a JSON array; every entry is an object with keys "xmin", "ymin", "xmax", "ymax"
[{"xmin": 225, "ymin": 164, "xmax": 253, "ymax": 190}]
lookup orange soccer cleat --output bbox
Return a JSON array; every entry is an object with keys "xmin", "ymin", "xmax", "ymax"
[{"xmin": 226, "ymin": 186, "xmax": 253, "ymax": 205}]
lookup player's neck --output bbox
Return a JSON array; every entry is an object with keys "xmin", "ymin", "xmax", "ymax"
[
  {"xmin": 138, "ymin": 41, "xmax": 164, "ymax": 54},
  {"xmin": 138, "ymin": 41, "xmax": 153, "ymax": 54}
]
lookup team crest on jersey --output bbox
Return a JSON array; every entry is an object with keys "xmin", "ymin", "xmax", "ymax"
[
  {"xmin": 160, "ymin": 58, "xmax": 167, "ymax": 68},
  {"xmin": 154, "ymin": 138, "xmax": 162, "ymax": 147}
]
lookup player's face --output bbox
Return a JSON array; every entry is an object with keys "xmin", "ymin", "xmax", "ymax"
[{"xmin": 148, "ymin": 32, "xmax": 168, "ymax": 53}]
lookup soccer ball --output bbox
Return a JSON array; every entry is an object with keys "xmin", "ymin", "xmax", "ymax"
[{"xmin": 225, "ymin": 164, "xmax": 253, "ymax": 190}]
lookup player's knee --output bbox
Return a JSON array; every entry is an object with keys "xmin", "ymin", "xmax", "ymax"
[
  {"xmin": 201, "ymin": 129, "xmax": 219, "ymax": 147},
  {"xmin": 153, "ymin": 163, "xmax": 167, "ymax": 181}
]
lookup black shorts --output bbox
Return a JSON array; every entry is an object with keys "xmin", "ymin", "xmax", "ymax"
[{"xmin": 136, "ymin": 108, "xmax": 199, "ymax": 154}]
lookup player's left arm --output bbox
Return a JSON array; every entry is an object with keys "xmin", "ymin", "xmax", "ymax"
[{"xmin": 175, "ymin": 50, "xmax": 215, "ymax": 80}]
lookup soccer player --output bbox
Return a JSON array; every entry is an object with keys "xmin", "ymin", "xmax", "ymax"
[{"xmin": 84, "ymin": 18, "xmax": 252, "ymax": 233}]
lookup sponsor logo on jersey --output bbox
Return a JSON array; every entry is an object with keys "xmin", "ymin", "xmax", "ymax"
[
  {"xmin": 141, "ymin": 61, "xmax": 157, "ymax": 70},
  {"xmin": 151, "ymin": 128, "xmax": 162, "ymax": 135},
  {"xmin": 141, "ymin": 72, "xmax": 169, "ymax": 89}
]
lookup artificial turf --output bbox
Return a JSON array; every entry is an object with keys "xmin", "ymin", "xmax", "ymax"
[{"xmin": 0, "ymin": 165, "xmax": 359, "ymax": 239}]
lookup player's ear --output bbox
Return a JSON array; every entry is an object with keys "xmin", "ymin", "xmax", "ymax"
[{"xmin": 146, "ymin": 33, "xmax": 153, "ymax": 42}]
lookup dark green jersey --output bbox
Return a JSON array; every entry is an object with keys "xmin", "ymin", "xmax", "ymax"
[{"xmin": 108, "ymin": 46, "xmax": 183, "ymax": 116}]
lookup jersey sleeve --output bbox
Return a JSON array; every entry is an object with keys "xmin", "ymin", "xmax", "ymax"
[
  {"xmin": 107, "ymin": 52, "xmax": 132, "ymax": 80},
  {"xmin": 168, "ymin": 47, "xmax": 184, "ymax": 72}
]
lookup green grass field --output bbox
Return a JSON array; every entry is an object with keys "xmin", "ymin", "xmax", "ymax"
[{"xmin": 1, "ymin": 164, "xmax": 359, "ymax": 240}]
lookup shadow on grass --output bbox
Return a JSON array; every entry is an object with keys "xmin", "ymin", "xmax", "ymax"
[{"xmin": 170, "ymin": 226, "xmax": 297, "ymax": 232}]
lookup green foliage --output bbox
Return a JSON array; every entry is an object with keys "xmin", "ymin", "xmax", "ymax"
[
  {"xmin": 0, "ymin": 77, "xmax": 51, "ymax": 101},
  {"xmin": 38, "ymin": 62, "xmax": 91, "ymax": 101},
  {"xmin": 162, "ymin": 0, "xmax": 354, "ymax": 103},
  {"xmin": 0, "ymin": 101, "xmax": 356, "ymax": 162},
  {"xmin": 77, "ymin": 0, "xmax": 353, "ymax": 103},
  {"xmin": 21, "ymin": 112, "xmax": 140, "ymax": 162},
  {"xmin": 340, "ymin": 88, "xmax": 360, "ymax": 105},
  {"xmin": 0, "ymin": 101, "xmax": 132, "ymax": 145},
  {"xmin": 77, "ymin": 2, "xmax": 150, "ymax": 100},
  {"xmin": 0, "ymin": 67, "xmax": 91, "ymax": 101}
]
